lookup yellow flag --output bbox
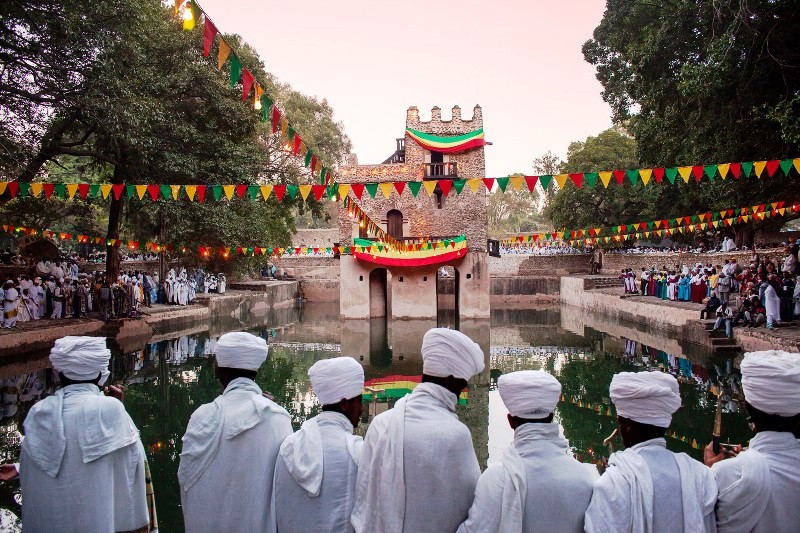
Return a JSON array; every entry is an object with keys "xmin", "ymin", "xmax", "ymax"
[
  {"xmin": 260, "ymin": 185, "xmax": 273, "ymax": 200},
  {"xmin": 338, "ymin": 184, "xmax": 351, "ymax": 198},
  {"xmin": 30, "ymin": 183, "xmax": 43, "ymax": 197},
  {"xmin": 467, "ymin": 179, "xmax": 482, "ymax": 192},
  {"xmin": 218, "ymin": 38, "xmax": 231, "ymax": 69},
  {"xmin": 379, "ymin": 182, "xmax": 393, "ymax": 198},
  {"xmin": 599, "ymin": 172, "xmax": 613, "ymax": 187},
  {"xmin": 742, "ymin": 215, "xmax": 749, "ymax": 223},
  {"xmin": 171, "ymin": 185, "xmax": 181, "ymax": 200},
  {"xmin": 223, "ymin": 185, "xmax": 235, "ymax": 200},
  {"xmin": 135, "ymin": 185, "xmax": 147, "ymax": 200},
  {"xmin": 678, "ymin": 166, "xmax": 692, "ymax": 183},
  {"xmin": 66, "ymin": 183, "xmax": 79, "ymax": 199},
  {"xmin": 639, "ymin": 169, "xmax": 652, "ymax": 185},
  {"xmin": 299, "ymin": 185, "xmax": 312, "ymax": 200},
  {"xmin": 554, "ymin": 174, "xmax": 568, "ymax": 189},
  {"xmin": 794, "ymin": 158, "xmax": 800, "ymax": 174},
  {"xmin": 633, "ymin": 223, "xmax": 640, "ymax": 230},
  {"xmin": 509, "ymin": 176, "xmax": 524, "ymax": 190},
  {"xmin": 753, "ymin": 160, "xmax": 766, "ymax": 178},
  {"xmin": 0, "ymin": 183, "xmax": 6, "ymax": 195},
  {"xmin": 423, "ymin": 180, "xmax": 438, "ymax": 196},
  {"xmin": 100, "ymin": 184, "xmax": 112, "ymax": 199},
  {"xmin": 280, "ymin": 117, "xmax": 288, "ymax": 138},
  {"xmin": 779, "ymin": 208, "xmax": 786, "ymax": 215},
  {"xmin": 185, "ymin": 185, "xmax": 197, "ymax": 201},
  {"xmin": 717, "ymin": 163, "xmax": 730, "ymax": 179}
]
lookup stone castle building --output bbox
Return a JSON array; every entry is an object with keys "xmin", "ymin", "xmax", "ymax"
[{"xmin": 337, "ymin": 105, "xmax": 490, "ymax": 320}]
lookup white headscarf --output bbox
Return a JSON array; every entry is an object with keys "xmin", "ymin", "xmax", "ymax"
[
  {"xmin": 741, "ymin": 350, "xmax": 800, "ymax": 416},
  {"xmin": 309, "ymin": 357, "xmax": 364, "ymax": 405},
  {"xmin": 215, "ymin": 332, "xmax": 268, "ymax": 371},
  {"xmin": 421, "ymin": 328, "xmax": 484, "ymax": 380},
  {"xmin": 499, "ymin": 370, "xmax": 561, "ymax": 418},
  {"xmin": 49, "ymin": 336, "xmax": 111, "ymax": 386},
  {"xmin": 610, "ymin": 371, "xmax": 681, "ymax": 427}
]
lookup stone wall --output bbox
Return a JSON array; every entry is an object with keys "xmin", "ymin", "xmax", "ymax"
[
  {"xmin": 271, "ymin": 256, "xmax": 339, "ymax": 303},
  {"xmin": 601, "ymin": 250, "xmax": 756, "ymax": 274},
  {"xmin": 291, "ymin": 229, "xmax": 340, "ymax": 249}
]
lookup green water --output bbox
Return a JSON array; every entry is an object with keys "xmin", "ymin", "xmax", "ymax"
[{"xmin": 0, "ymin": 304, "xmax": 750, "ymax": 531}]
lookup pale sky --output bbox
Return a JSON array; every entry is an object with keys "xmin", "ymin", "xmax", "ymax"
[{"xmin": 198, "ymin": 0, "xmax": 613, "ymax": 177}]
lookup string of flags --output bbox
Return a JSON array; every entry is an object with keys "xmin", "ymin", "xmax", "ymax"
[
  {"xmin": 503, "ymin": 200, "xmax": 794, "ymax": 246},
  {"xmin": 176, "ymin": 0, "xmax": 336, "ymax": 185}
]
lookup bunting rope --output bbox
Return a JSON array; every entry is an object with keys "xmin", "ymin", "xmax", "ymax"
[
  {"xmin": 176, "ymin": 0, "xmax": 336, "ymax": 185},
  {"xmin": 502, "ymin": 200, "xmax": 795, "ymax": 246}
]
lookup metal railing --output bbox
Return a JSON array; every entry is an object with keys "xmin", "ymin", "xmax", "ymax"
[{"xmin": 423, "ymin": 162, "xmax": 458, "ymax": 179}]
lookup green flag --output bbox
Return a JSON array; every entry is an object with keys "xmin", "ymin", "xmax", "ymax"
[
  {"xmin": 89, "ymin": 184, "xmax": 100, "ymax": 198},
  {"xmin": 452, "ymin": 179, "xmax": 466, "ymax": 195},
  {"xmin": 55, "ymin": 183, "xmax": 66, "ymax": 198},
  {"xmin": 665, "ymin": 167, "xmax": 678, "ymax": 184},
  {"xmin": 212, "ymin": 185, "xmax": 223, "ymax": 201},
  {"xmin": 583, "ymin": 172, "xmax": 598, "ymax": 187},
  {"xmin": 247, "ymin": 185, "xmax": 259, "ymax": 200},
  {"xmin": 261, "ymin": 95, "xmax": 272, "ymax": 122},
  {"xmin": 496, "ymin": 177, "xmax": 509, "ymax": 192},
  {"xmin": 704, "ymin": 165, "xmax": 717, "ymax": 180},
  {"xmin": 626, "ymin": 169, "xmax": 638, "ymax": 186},
  {"xmin": 286, "ymin": 185, "xmax": 299, "ymax": 199},
  {"xmin": 304, "ymin": 149, "xmax": 313, "ymax": 167},
  {"xmin": 780, "ymin": 159, "xmax": 793, "ymax": 176},
  {"xmin": 160, "ymin": 184, "xmax": 171, "ymax": 200},
  {"xmin": 126, "ymin": 185, "xmax": 136, "ymax": 199},
  {"xmin": 539, "ymin": 174, "xmax": 553, "ymax": 189},
  {"xmin": 741, "ymin": 161, "xmax": 753, "ymax": 177},
  {"xmin": 408, "ymin": 181, "xmax": 422, "ymax": 197},
  {"xmin": 230, "ymin": 55, "xmax": 242, "ymax": 87},
  {"xmin": 365, "ymin": 183, "xmax": 379, "ymax": 198}
]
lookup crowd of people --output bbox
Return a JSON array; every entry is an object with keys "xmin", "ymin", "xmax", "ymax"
[
  {"xmin": 0, "ymin": 259, "xmax": 232, "ymax": 327},
  {"xmin": 1, "ymin": 331, "xmax": 798, "ymax": 532},
  {"xmin": 619, "ymin": 244, "xmax": 800, "ymax": 336}
]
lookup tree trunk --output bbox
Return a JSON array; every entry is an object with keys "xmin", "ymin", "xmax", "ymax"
[
  {"xmin": 734, "ymin": 224, "xmax": 755, "ymax": 249},
  {"xmin": 105, "ymin": 166, "xmax": 123, "ymax": 283}
]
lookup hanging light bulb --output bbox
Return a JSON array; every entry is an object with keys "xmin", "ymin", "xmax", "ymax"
[
  {"xmin": 182, "ymin": 4, "xmax": 193, "ymax": 21},
  {"xmin": 254, "ymin": 98, "xmax": 262, "ymax": 111}
]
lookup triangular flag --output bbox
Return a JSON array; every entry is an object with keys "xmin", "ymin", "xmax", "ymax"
[
  {"xmin": 468, "ymin": 179, "xmax": 482, "ymax": 192},
  {"xmin": 452, "ymin": 179, "xmax": 466, "ymax": 195},
  {"xmin": 741, "ymin": 161, "xmax": 753, "ymax": 177},
  {"xmin": 351, "ymin": 183, "xmax": 364, "ymax": 200},
  {"xmin": 66, "ymin": 183, "xmax": 79, "ymax": 198},
  {"xmin": 259, "ymin": 185, "xmax": 272, "ymax": 200},
  {"xmin": 626, "ymin": 169, "xmax": 638, "ymax": 185},
  {"xmin": 613, "ymin": 170, "xmax": 625, "ymax": 184},
  {"xmin": 43, "ymin": 183, "xmax": 55, "ymax": 198},
  {"xmin": 653, "ymin": 168, "xmax": 665, "ymax": 183},
  {"xmin": 524, "ymin": 176, "xmax": 538, "ymax": 191},
  {"xmin": 554, "ymin": 174, "xmax": 569, "ymax": 188},
  {"xmin": 599, "ymin": 171, "xmax": 613, "ymax": 187},
  {"xmin": 135, "ymin": 185, "xmax": 147, "ymax": 200},
  {"xmin": 222, "ymin": 185, "xmax": 235, "ymax": 200},
  {"xmin": 717, "ymin": 163, "xmax": 730, "ymax": 180},
  {"xmin": 195, "ymin": 185, "xmax": 206, "ymax": 202},
  {"xmin": 794, "ymin": 158, "xmax": 800, "ymax": 174},
  {"xmin": 379, "ymin": 182, "xmax": 394, "ymax": 198},
  {"xmin": 482, "ymin": 178, "xmax": 495, "ymax": 192},
  {"xmin": 639, "ymin": 169, "xmax": 652, "ymax": 185},
  {"xmin": 692, "ymin": 165, "xmax": 704, "ymax": 181},
  {"xmin": 147, "ymin": 184, "xmax": 160, "ymax": 200},
  {"xmin": 272, "ymin": 185, "xmax": 286, "ymax": 201},
  {"xmin": 407, "ymin": 182, "xmax": 422, "ymax": 197},
  {"xmin": 365, "ymin": 183, "xmax": 379, "ymax": 198},
  {"xmin": 203, "ymin": 18, "xmax": 218, "ymax": 57},
  {"xmin": 171, "ymin": 185, "xmax": 181, "ymax": 200},
  {"xmin": 241, "ymin": 68, "xmax": 254, "ymax": 101},
  {"xmin": 312, "ymin": 184, "xmax": 327, "ymax": 200},
  {"xmin": 338, "ymin": 184, "xmax": 351, "ymax": 199},
  {"xmin": 423, "ymin": 180, "xmax": 438, "ymax": 196},
  {"xmin": 89, "ymin": 184, "xmax": 100, "ymax": 198},
  {"xmin": 299, "ymin": 185, "xmax": 312, "ymax": 200},
  {"xmin": 184, "ymin": 185, "xmax": 197, "ymax": 201},
  {"xmin": 704, "ymin": 165, "xmax": 717, "ymax": 180},
  {"xmin": 765, "ymin": 159, "xmax": 780, "ymax": 177},
  {"xmin": 677, "ymin": 166, "xmax": 692, "ymax": 183},
  {"xmin": 539, "ymin": 175, "xmax": 553, "ymax": 189},
  {"xmin": 30, "ymin": 183, "xmax": 43, "ymax": 197},
  {"xmin": 779, "ymin": 159, "xmax": 793, "ymax": 176},
  {"xmin": 112, "ymin": 184, "xmax": 125, "ymax": 200},
  {"xmin": 496, "ymin": 177, "xmax": 509, "ymax": 191},
  {"xmin": 439, "ymin": 180, "xmax": 453, "ymax": 196},
  {"xmin": 665, "ymin": 167, "xmax": 678, "ymax": 184},
  {"xmin": 753, "ymin": 160, "xmax": 767, "ymax": 178},
  {"xmin": 229, "ymin": 55, "xmax": 242, "ymax": 88},
  {"xmin": 509, "ymin": 176, "xmax": 524, "ymax": 190},
  {"xmin": 217, "ymin": 38, "xmax": 231, "ymax": 69}
]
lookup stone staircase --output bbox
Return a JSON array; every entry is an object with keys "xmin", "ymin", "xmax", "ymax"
[
  {"xmin": 700, "ymin": 319, "xmax": 743, "ymax": 355},
  {"xmin": 586, "ymin": 277, "xmax": 625, "ymax": 290}
]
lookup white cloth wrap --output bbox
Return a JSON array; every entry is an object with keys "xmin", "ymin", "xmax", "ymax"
[
  {"xmin": 308, "ymin": 357, "xmax": 364, "ymax": 405},
  {"xmin": 21, "ymin": 384, "xmax": 139, "ymax": 478},
  {"xmin": 610, "ymin": 371, "xmax": 681, "ymax": 427},
  {"xmin": 215, "ymin": 331, "xmax": 268, "ymax": 371},
  {"xmin": 49, "ymin": 336, "xmax": 111, "ymax": 385},
  {"xmin": 713, "ymin": 447, "xmax": 771, "ymax": 532},
  {"xmin": 740, "ymin": 350, "xmax": 800, "ymax": 416},
  {"xmin": 498, "ymin": 370, "xmax": 561, "ymax": 418},
  {"xmin": 177, "ymin": 378, "xmax": 288, "ymax": 489},
  {"xmin": 421, "ymin": 328, "xmax": 485, "ymax": 380},
  {"xmin": 278, "ymin": 411, "xmax": 361, "ymax": 497}
]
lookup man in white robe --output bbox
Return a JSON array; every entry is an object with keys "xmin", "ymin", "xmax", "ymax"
[
  {"xmin": 458, "ymin": 371, "xmax": 597, "ymax": 533},
  {"xmin": 584, "ymin": 371, "xmax": 717, "ymax": 533},
  {"xmin": 274, "ymin": 357, "xmax": 365, "ymax": 532},
  {"xmin": 4, "ymin": 336, "xmax": 150, "ymax": 532},
  {"xmin": 29, "ymin": 278, "xmax": 44, "ymax": 320},
  {"xmin": 2, "ymin": 281, "xmax": 18, "ymax": 328},
  {"xmin": 179, "ymin": 332, "xmax": 292, "ymax": 533},
  {"xmin": 704, "ymin": 350, "xmax": 800, "ymax": 532},
  {"xmin": 351, "ymin": 328, "xmax": 485, "ymax": 533}
]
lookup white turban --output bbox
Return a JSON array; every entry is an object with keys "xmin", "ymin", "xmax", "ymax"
[
  {"xmin": 741, "ymin": 350, "xmax": 800, "ymax": 416},
  {"xmin": 215, "ymin": 332, "xmax": 268, "ymax": 371},
  {"xmin": 610, "ymin": 371, "xmax": 681, "ymax": 427},
  {"xmin": 308, "ymin": 357, "xmax": 365, "ymax": 405},
  {"xmin": 421, "ymin": 328, "xmax": 485, "ymax": 381},
  {"xmin": 499, "ymin": 370, "xmax": 561, "ymax": 418},
  {"xmin": 49, "ymin": 336, "xmax": 111, "ymax": 386}
]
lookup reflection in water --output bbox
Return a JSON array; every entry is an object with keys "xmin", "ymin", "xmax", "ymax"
[{"xmin": 0, "ymin": 304, "xmax": 751, "ymax": 531}]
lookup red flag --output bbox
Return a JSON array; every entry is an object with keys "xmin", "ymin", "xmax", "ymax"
[
  {"xmin": 235, "ymin": 185, "xmax": 247, "ymax": 198},
  {"xmin": 311, "ymin": 185, "xmax": 326, "ymax": 200},
  {"xmin": 524, "ymin": 176, "xmax": 538, "ymax": 191},
  {"xmin": 569, "ymin": 173, "xmax": 583, "ymax": 188},
  {"xmin": 311, "ymin": 155, "xmax": 318, "ymax": 172},
  {"xmin": 653, "ymin": 168, "xmax": 665, "ymax": 183},
  {"xmin": 112, "ymin": 184, "xmax": 125, "ymax": 200},
  {"xmin": 482, "ymin": 178, "xmax": 495, "ymax": 191},
  {"xmin": 203, "ymin": 18, "xmax": 218, "ymax": 57},
  {"xmin": 271, "ymin": 107, "xmax": 281, "ymax": 133},
  {"xmin": 351, "ymin": 183, "xmax": 364, "ymax": 200},
  {"xmin": 692, "ymin": 165, "xmax": 704, "ymax": 181},
  {"xmin": 273, "ymin": 185, "xmax": 286, "ymax": 201},
  {"xmin": 147, "ymin": 184, "xmax": 160, "ymax": 200},
  {"xmin": 43, "ymin": 183, "xmax": 55, "ymax": 199},
  {"xmin": 393, "ymin": 181, "xmax": 406, "ymax": 196},
  {"xmin": 241, "ymin": 68, "xmax": 254, "ymax": 101},
  {"xmin": 766, "ymin": 159, "xmax": 780, "ymax": 177},
  {"xmin": 612, "ymin": 170, "xmax": 625, "ymax": 184},
  {"xmin": 7, "ymin": 182, "xmax": 18, "ymax": 197},
  {"xmin": 729, "ymin": 162, "xmax": 741, "ymax": 178},
  {"xmin": 78, "ymin": 183, "xmax": 90, "ymax": 198},
  {"xmin": 196, "ymin": 185, "xmax": 206, "ymax": 203},
  {"xmin": 439, "ymin": 179, "xmax": 453, "ymax": 197},
  {"xmin": 292, "ymin": 135, "xmax": 302, "ymax": 156}
]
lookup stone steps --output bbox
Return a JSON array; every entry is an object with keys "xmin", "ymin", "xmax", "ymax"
[{"xmin": 699, "ymin": 319, "xmax": 743, "ymax": 355}]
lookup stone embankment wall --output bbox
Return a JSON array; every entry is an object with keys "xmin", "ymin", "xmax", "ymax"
[{"xmin": 600, "ymin": 250, "xmax": 757, "ymax": 274}]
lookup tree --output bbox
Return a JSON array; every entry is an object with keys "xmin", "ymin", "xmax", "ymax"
[
  {"xmin": 583, "ymin": 0, "xmax": 800, "ymax": 246},
  {"xmin": 487, "ymin": 179, "xmax": 546, "ymax": 238}
]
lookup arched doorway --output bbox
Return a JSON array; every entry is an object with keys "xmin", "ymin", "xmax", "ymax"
[
  {"xmin": 369, "ymin": 268, "xmax": 391, "ymax": 318},
  {"xmin": 436, "ymin": 266, "xmax": 460, "ymax": 328},
  {"xmin": 386, "ymin": 209, "xmax": 403, "ymax": 240}
]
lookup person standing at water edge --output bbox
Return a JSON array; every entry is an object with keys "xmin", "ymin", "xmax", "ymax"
[
  {"xmin": 179, "ymin": 331, "xmax": 292, "ymax": 533},
  {"xmin": 584, "ymin": 371, "xmax": 717, "ymax": 532},
  {"xmin": 351, "ymin": 328, "xmax": 485, "ymax": 533},
  {"xmin": 458, "ymin": 371, "xmax": 597, "ymax": 533},
  {"xmin": 12, "ymin": 336, "xmax": 149, "ymax": 532},
  {"xmin": 273, "ymin": 357, "xmax": 365, "ymax": 532},
  {"xmin": 705, "ymin": 350, "xmax": 800, "ymax": 532}
]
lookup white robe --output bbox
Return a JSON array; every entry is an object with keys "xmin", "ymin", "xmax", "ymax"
[
  {"xmin": 351, "ymin": 382, "xmax": 480, "ymax": 533},
  {"xmin": 179, "ymin": 377, "xmax": 292, "ymax": 533},
  {"xmin": 458, "ymin": 422, "xmax": 597, "ymax": 533},
  {"xmin": 3, "ymin": 287, "xmax": 18, "ymax": 327},
  {"xmin": 20, "ymin": 384, "xmax": 149, "ymax": 533},
  {"xmin": 584, "ymin": 438, "xmax": 717, "ymax": 533},
  {"xmin": 274, "ymin": 411, "xmax": 363, "ymax": 532},
  {"xmin": 764, "ymin": 284, "xmax": 780, "ymax": 323},
  {"xmin": 712, "ymin": 431, "xmax": 800, "ymax": 533}
]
